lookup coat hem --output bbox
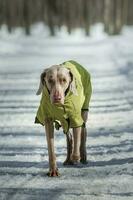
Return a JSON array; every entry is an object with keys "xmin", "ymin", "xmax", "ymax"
[{"xmin": 34, "ymin": 117, "xmax": 44, "ymax": 126}]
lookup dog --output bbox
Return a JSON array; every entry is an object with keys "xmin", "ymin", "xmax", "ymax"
[{"xmin": 35, "ymin": 60, "xmax": 92, "ymax": 177}]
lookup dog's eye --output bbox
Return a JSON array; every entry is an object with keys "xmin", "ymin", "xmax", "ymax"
[
  {"xmin": 63, "ymin": 78, "xmax": 66, "ymax": 83},
  {"xmin": 59, "ymin": 78, "xmax": 66, "ymax": 84},
  {"xmin": 60, "ymin": 78, "xmax": 66, "ymax": 83},
  {"xmin": 48, "ymin": 79, "xmax": 54, "ymax": 84}
]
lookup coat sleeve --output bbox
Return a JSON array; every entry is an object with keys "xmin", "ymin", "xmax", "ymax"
[{"xmin": 69, "ymin": 112, "xmax": 84, "ymax": 128}]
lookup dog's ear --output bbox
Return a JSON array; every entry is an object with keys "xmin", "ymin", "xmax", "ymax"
[
  {"xmin": 36, "ymin": 70, "xmax": 46, "ymax": 95},
  {"xmin": 69, "ymin": 70, "xmax": 78, "ymax": 95}
]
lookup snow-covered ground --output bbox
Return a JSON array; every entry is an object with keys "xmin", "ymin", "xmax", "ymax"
[{"xmin": 0, "ymin": 24, "xmax": 133, "ymax": 200}]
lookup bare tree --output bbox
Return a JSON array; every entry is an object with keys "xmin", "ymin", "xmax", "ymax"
[{"xmin": 0, "ymin": 0, "xmax": 133, "ymax": 35}]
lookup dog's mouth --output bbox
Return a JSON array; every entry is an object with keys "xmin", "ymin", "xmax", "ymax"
[{"xmin": 53, "ymin": 98, "xmax": 62, "ymax": 103}]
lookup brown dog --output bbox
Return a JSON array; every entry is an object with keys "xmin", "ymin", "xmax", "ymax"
[{"xmin": 35, "ymin": 60, "xmax": 92, "ymax": 176}]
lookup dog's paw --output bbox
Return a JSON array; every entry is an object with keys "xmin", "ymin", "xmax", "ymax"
[
  {"xmin": 80, "ymin": 159, "xmax": 88, "ymax": 164},
  {"xmin": 47, "ymin": 169, "xmax": 60, "ymax": 177},
  {"xmin": 71, "ymin": 154, "xmax": 80, "ymax": 162},
  {"xmin": 80, "ymin": 154, "xmax": 88, "ymax": 164},
  {"xmin": 63, "ymin": 159, "xmax": 74, "ymax": 165}
]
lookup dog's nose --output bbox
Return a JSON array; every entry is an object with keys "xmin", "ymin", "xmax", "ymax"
[{"xmin": 53, "ymin": 91, "xmax": 61, "ymax": 101}]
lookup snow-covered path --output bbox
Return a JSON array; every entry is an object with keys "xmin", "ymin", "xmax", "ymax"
[{"xmin": 0, "ymin": 25, "xmax": 133, "ymax": 200}]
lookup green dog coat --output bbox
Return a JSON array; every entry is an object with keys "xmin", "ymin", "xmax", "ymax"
[{"xmin": 35, "ymin": 60, "xmax": 92, "ymax": 133}]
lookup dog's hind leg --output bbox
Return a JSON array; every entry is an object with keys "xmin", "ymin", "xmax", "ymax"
[
  {"xmin": 80, "ymin": 124, "xmax": 88, "ymax": 164},
  {"xmin": 63, "ymin": 131, "xmax": 73, "ymax": 165}
]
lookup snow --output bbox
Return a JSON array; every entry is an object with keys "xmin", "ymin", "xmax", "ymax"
[{"xmin": 0, "ymin": 23, "xmax": 133, "ymax": 200}]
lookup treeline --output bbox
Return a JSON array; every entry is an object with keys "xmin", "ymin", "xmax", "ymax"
[{"xmin": 0, "ymin": 0, "xmax": 133, "ymax": 35}]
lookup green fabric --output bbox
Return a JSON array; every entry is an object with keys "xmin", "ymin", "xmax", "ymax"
[{"xmin": 35, "ymin": 60, "xmax": 92, "ymax": 133}]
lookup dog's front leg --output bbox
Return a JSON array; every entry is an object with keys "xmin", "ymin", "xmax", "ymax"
[
  {"xmin": 71, "ymin": 127, "xmax": 81, "ymax": 162},
  {"xmin": 45, "ymin": 119, "xmax": 59, "ymax": 177}
]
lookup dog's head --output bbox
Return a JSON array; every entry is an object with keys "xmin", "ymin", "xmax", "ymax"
[{"xmin": 36, "ymin": 64, "xmax": 77, "ymax": 105}]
